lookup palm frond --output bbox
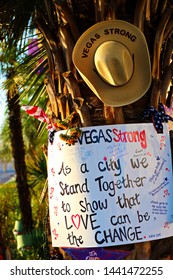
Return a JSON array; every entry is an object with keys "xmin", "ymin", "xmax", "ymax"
[
  {"xmin": 0, "ymin": 0, "xmax": 39, "ymax": 46},
  {"xmin": 27, "ymin": 152, "xmax": 47, "ymax": 189}
]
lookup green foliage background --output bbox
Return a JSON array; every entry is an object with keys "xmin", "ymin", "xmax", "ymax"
[{"xmin": 0, "ymin": 177, "xmax": 48, "ymax": 259}]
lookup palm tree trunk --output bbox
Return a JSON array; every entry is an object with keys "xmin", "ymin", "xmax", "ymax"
[{"xmin": 7, "ymin": 89, "xmax": 33, "ymax": 231}]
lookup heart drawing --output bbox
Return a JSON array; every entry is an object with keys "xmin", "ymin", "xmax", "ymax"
[
  {"xmin": 52, "ymin": 229, "xmax": 59, "ymax": 240},
  {"xmin": 71, "ymin": 214, "xmax": 81, "ymax": 229}
]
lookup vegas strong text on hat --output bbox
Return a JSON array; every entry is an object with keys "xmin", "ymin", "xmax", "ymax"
[{"xmin": 72, "ymin": 20, "xmax": 151, "ymax": 107}]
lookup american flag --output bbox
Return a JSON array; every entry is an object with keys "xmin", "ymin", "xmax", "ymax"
[{"xmin": 22, "ymin": 105, "xmax": 52, "ymax": 129}]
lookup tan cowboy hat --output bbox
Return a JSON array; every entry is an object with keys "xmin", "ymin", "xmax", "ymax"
[{"xmin": 72, "ymin": 20, "xmax": 151, "ymax": 107}]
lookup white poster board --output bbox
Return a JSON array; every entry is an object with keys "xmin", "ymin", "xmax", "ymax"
[{"xmin": 48, "ymin": 123, "xmax": 173, "ymax": 248}]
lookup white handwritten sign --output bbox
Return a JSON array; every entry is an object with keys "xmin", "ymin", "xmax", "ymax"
[{"xmin": 48, "ymin": 123, "xmax": 173, "ymax": 248}]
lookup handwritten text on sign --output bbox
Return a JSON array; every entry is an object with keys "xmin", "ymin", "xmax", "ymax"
[{"xmin": 48, "ymin": 123, "xmax": 173, "ymax": 248}]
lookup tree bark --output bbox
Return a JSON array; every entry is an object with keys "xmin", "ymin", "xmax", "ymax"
[{"xmin": 7, "ymin": 91, "xmax": 33, "ymax": 231}]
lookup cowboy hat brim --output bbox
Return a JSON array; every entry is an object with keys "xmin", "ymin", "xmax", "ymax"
[{"xmin": 72, "ymin": 20, "xmax": 151, "ymax": 107}]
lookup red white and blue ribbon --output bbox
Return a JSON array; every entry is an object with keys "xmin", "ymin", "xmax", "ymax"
[
  {"xmin": 22, "ymin": 105, "xmax": 50, "ymax": 124},
  {"xmin": 22, "ymin": 105, "xmax": 56, "ymax": 143},
  {"xmin": 143, "ymin": 103, "xmax": 173, "ymax": 133}
]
